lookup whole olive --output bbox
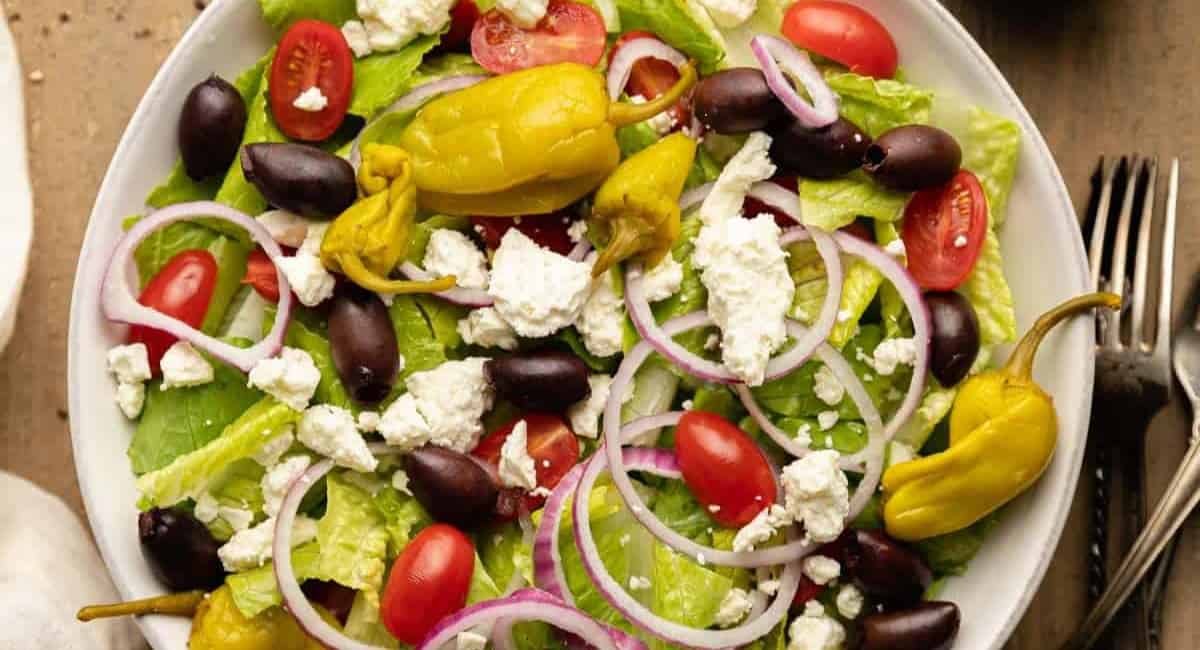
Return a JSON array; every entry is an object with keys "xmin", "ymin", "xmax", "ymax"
[
  {"xmin": 845, "ymin": 529, "xmax": 933, "ymax": 608},
  {"xmin": 692, "ymin": 68, "xmax": 787, "ymax": 134},
  {"xmin": 328, "ymin": 283, "xmax": 399, "ymax": 404},
  {"xmin": 485, "ymin": 351, "xmax": 590, "ymax": 412},
  {"xmin": 403, "ymin": 445, "xmax": 500, "ymax": 529},
  {"xmin": 138, "ymin": 508, "xmax": 225, "ymax": 591},
  {"xmin": 769, "ymin": 116, "xmax": 872, "ymax": 179},
  {"xmin": 241, "ymin": 143, "xmax": 358, "ymax": 218},
  {"xmin": 863, "ymin": 125, "xmax": 962, "ymax": 191},
  {"xmin": 179, "ymin": 76, "xmax": 247, "ymax": 181},
  {"xmin": 860, "ymin": 601, "xmax": 961, "ymax": 650},
  {"xmin": 926, "ymin": 291, "xmax": 981, "ymax": 387}
]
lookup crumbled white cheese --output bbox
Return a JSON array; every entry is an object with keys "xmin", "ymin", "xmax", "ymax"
[
  {"xmin": 835, "ymin": 584, "xmax": 864, "ymax": 619},
  {"xmin": 812, "ymin": 365, "xmax": 844, "ymax": 407},
  {"xmin": 872, "ymin": 337, "xmax": 917, "ymax": 376},
  {"xmin": 376, "ymin": 394, "xmax": 430, "ymax": 450},
  {"xmin": 883, "ymin": 238, "xmax": 907, "ymax": 258},
  {"xmin": 293, "ymin": 86, "xmax": 329, "ymax": 112},
  {"xmin": 424, "ymin": 229, "xmax": 490, "ymax": 290},
  {"xmin": 458, "ymin": 307, "xmax": 519, "ymax": 351},
  {"xmin": 530, "ymin": 486, "xmax": 552, "ymax": 498},
  {"xmin": 699, "ymin": 131, "xmax": 776, "ymax": 227},
  {"xmin": 257, "ymin": 209, "xmax": 314, "ymax": 248},
  {"xmin": 115, "ymin": 381, "xmax": 146, "ymax": 420},
  {"xmin": 619, "ymin": 533, "xmax": 631, "ymax": 547},
  {"xmin": 628, "ymin": 575, "xmax": 652, "ymax": 591},
  {"xmin": 802, "ymin": 555, "xmax": 841, "ymax": 586},
  {"xmin": 495, "ymin": 0, "xmax": 549, "ymax": 28},
  {"xmin": 107, "ymin": 343, "xmax": 151, "ymax": 385},
  {"xmin": 781, "ymin": 451, "xmax": 849, "ymax": 544},
  {"xmin": 732, "ymin": 504, "xmax": 791, "ymax": 552},
  {"xmin": 253, "ymin": 427, "xmax": 296, "ymax": 466},
  {"xmin": 357, "ymin": 0, "xmax": 457, "ymax": 53},
  {"xmin": 641, "ymin": 255, "xmax": 685, "ymax": 303},
  {"xmin": 248, "ymin": 347, "xmax": 322, "ymax": 412},
  {"xmin": 158, "ymin": 342, "xmax": 214, "ymax": 390},
  {"xmin": 817, "ymin": 410, "xmax": 839, "ymax": 431},
  {"xmin": 758, "ymin": 579, "xmax": 781, "ymax": 596},
  {"xmin": 715, "ymin": 588, "xmax": 754, "ymax": 628},
  {"xmin": 708, "ymin": 504, "xmax": 721, "ymax": 513},
  {"xmin": 378, "ymin": 358, "xmax": 494, "ymax": 452},
  {"xmin": 696, "ymin": 0, "xmax": 758, "ymax": 28},
  {"xmin": 794, "ymin": 422, "xmax": 813, "ymax": 447},
  {"xmin": 391, "ymin": 469, "xmax": 412, "ymax": 495},
  {"xmin": 220, "ymin": 507, "xmax": 255, "ymax": 533},
  {"xmin": 787, "ymin": 601, "xmax": 846, "ymax": 650},
  {"xmin": 261, "ymin": 454, "xmax": 312, "ymax": 517},
  {"xmin": 193, "ymin": 493, "xmax": 220, "ymax": 524},
  {"xmin": 499, "ymin": 420, "xmax": 538, "ymax": 490},
  {"xmin": 297, "ymin": 405, "xmax": 378, "ymax": 473},
  {"xmin": 357, "ymin": 411, "xmax": 382, "ymax": 433},
  {"xmin": 341, "ymin": 20, "xmax": 373, "ymax": 58},
  {"xmin": 456, "ymin": 631, "xmax": 489, "ymax": 650},
  {"xmin": 953, "ymin": 234, "xmax": 969, "ymax": 248},
  {"xmin": 276, "ymin": 252, "xmax": 335, "ymax": 307},
  {"xmin": 836, "ymin": 309, "xmax": 853, "ymax": 323},
  {"xmin": 489, "ymin": 229, "xmax": 593, "ymax": 338},
  {"xmin": 704, "ymin": 333, "xmax": 721, "ymax": 351},
  {"xmin": 577, "ymin": 257, "xmax": 625, "ymax": 358},
  {"xmin": 567, "ymin": 374, "xmax": 613, "ymax": 439},
  {"xmin": 567, "ymin": 219, "xmax": 589, "ymax": 244},
  {"xmin": 218, "ymin": 515, "xmax": 317, "ymax": 572}
]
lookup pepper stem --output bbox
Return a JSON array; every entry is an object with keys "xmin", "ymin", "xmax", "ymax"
[
  {"xmin": 608, "ymin": 62, "xmax": 699, "ymax": 127},
  {"xmin": 338, "ymin": 254, "xmax": 458, "ymax": 295},
  {"xmin": 1005, "ymin": 292, "xmax": 1121, "ymax": 379},
  {"xmin": 592, "ymin": 226, "xmax": 642, "ymax": 278},
  {"xmin": 77, "ymin": 591, "xmax": 206, "ymax": 622}
]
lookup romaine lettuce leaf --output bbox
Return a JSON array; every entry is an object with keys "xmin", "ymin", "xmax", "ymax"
[
  {"xmin": 915, "ymin": 510, "xmax": 1001, "ymax": 576},
  {"xmin": 318, "ymin": 472, "xmax": 390, "ymax": 595},
  {"xmin": 479, "ymin": 520, "xmax": 534, "ymax": 595},
  {"xmin": 653, "ymin": 479, "xmax": 719, "ymax": 543},
  {"xmin": 873, "ymin": 221, "xmax": 911, "ymax": 339},
  {"xmin": 201, "ymin": 236, "xmax": 253, "ymax": 334},
  {"xmin": 962, "ymin": 107, "xmax": 1021, "ymax": 227},
  {"xmin": 343, "ymin": 590, "xmax": 399, "ymax": 648},
  {"xmin": 350, "ymin": 35, "xmax": 443, "ymax": 119},
  {"xmin": 416, "ymin": 295, "xmax": 469, "ymax": 353},
  {"xmin": 650, "ymin": 542, "xmax": 733, "ymax": 630},
  {"xmin": 799, "ymin": 171, "xmax": 910, "ymax": 231},
  {"xmin": 771, "ymin": 417, "xmax": 868, "ymax": 456},
  {"xmin": 789, "ymin": 242, "xmax": 885, "ymax": 349},
  {"xmin": 410, "ymin": 53, "xmax": 487, "ymax": 84},
  {"xmin": 958, "ymin": 228, "xmax": 1017, "ymax": 345},
  {"xmin": 258, "ymin": 0, "xmax": 358, "ymax": 31},
  {"xmin": 614, "ymin": 0, "xmax": 725, "ymax": 73},
  {"xmin": 893, "ymin": 383, "xmax": 957, "ymax": 450},
  {"xmin": 650, "ymin": 214, "xmax": 712, "ymax": 360},
  {"xmin": 372, "ymin": 485, "xmax": 432, "ymax": 557},
  {"xmin": 204, "ymin": 458, "xmax": 268, "ymax": 541},
  {"xmin": 227, "ymin": 541, "xmax": 324, "ymax": 618},
  {"xmin": 390, "ymin": 295, "xmax": 450, "ymax": 380},
  {"xmin": 825, "ymin": 71, "xmax": 933, "ymax": 138}
]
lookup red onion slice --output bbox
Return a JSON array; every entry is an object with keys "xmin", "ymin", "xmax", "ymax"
[
  {"xmin": 101, "ymin": 201, "xmax": 293, "ymax": 373},
  {"xmin": 534, "ymin": 463, "xmax": 586, "ymax": 606},
  {"xmin": 749, "ymin": 35, "xmax": 838, "ymax": 128},
  {"xmin": 606, "ymin": 38, "xmax": 688, "ymax": 100},
  {"xmin": 418, "ymin": 589, "xmax": 623, "ymax": 650},
  {"xmin": 397, "ymin": 261, "xmax": 495, "ymax": 308},
  {"xmin": 349, "ymin": 75, "xmax": 489, "ymax": 169},
  {"xmin": 567, "ymin": 239, "xmax": 594, "ymax": 263}
]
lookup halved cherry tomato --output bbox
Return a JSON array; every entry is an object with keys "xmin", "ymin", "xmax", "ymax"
[
  {"xmin": 269, "ymin": 19, "xmax": 354, "ymax": 142},
  {"xmin": 473, "ymin": 414, "xmax": 581, "ymax": 511},
  {"xmin": 380, "ymin": 524, "xmax": 475, "ymax": 644},
  {"xmin": 127, "ymin": 250, "xmax": 219, "ymax": 374},
  {"xmin": 782, "ymin": 1, "xmax": 899, "ymax": 79},
  {"xmin": 900, "ymin": 169, "xmax": 987, "ymax": 291},
  {"xmin": 241, "ymin": 247, "xmax": 280, "ymax": 303},
  {"xmin": 470, "ymin": 0, "xmax": 606, "ymax": 75},
  {"xmin": 441, "ymin": 0, "xmax": 481, "ymax": 52},
  {"xmin": 674, "ymin": 411, "xmax": 777, "ymax": 527},
  {"xmin": 472, "ymin": 213, "xmax": 577, "ymax": 256},
  {"xmin": 608, "ymin": 31, "xmax": 691, "ymax": 128}
]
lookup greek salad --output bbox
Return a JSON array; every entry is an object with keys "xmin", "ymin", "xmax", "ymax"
[{"xmin": 79, "ymin": 1, "xmax": 1116, "ymax": 649}]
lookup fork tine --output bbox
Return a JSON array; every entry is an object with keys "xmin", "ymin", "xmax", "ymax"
[
  {"xmin": 1107, "ymin": 156, "xmax": 1143, "ymax": 347},
  {"xmin": 1088, "ymin": 157, "xmax": 1120, "ymax": 292},
  {"xmin": 1131, "ymin": 157, "xmax": 1158, "ymax": 347},
  {"xmin": 1154, "ymin": 158, "xmax": 1179, "ymax": 358}
]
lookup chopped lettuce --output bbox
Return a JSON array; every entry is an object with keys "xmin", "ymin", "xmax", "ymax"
[
  {"xmin": 651, "ymin": 543, "xmax": 734, "ymax": 631},
  {"xmin": 317, "ymin": 472, "xmax": 391, "ymax": 596},
  {"xmin": 136, "ymin": 398, "xmax": 301, "ymax": 509},
  {"xmin": 653, "ymin": 479, "xmax": 718, "ymax": 542},
  {"xmin": 343, "ymin": 590, "xmax": 399, "ymax": 648},
  {"xmin": 799, "ymin": 171, "xmax": 910, "ymax": 231},
  {"xmin": 959, "ymin": 229, "xmax": 1017, "ymax": 345},
  {"xmin": 874, "ymin": 221, "xmax": 911, "ymax": 339},
  {"xmin": 227, "ymin": 541, "xmax": 324, "ymax": 618},
  {"xmin": 651, "ymin": 214, "xmax": 712, "ymax": 361},
  {"xmin": 769, "ymin": 417, "xmax": 868, "ymax": 456},
  {"xmin": 416, "ymin": 295, "xmax": 469, "ymax": 353},
  {"xmin": 467, "ymin": 552, "xmax": 503, "ymax": 603},
  {"xmin": 258, "ymin": 0, "xmax": 358, "ymax": 31},
  {"xmin": 932, "ymin": 101, "xmax": 1022, "ymax": 227},
  {"xmin": 894, "ymin": 383, "xmax": 958, "ymax": 450},
  {"xmin": 825, "ymin": 71, "xmax": 934, "ymax": 138},
  {"xmin": 915, "ymin": 510, "xmax": 1002, "ymax": 576},
  {"xmin": 788, "ymin": 242, "xmax": 885, "ymax": 349},
  {"xmin": 690, "ymin": 383, "xmax": 743, "ymax": 422},
  {"xmin": 268, "ymin": 306, "xmax": 355, "ymax": 410},
  {"xmin": 214, "ymin": 50, "xmax": 288, "ymax": 220},
  {"xmin": 410, "ymin": 53, "xmax": 487, "ymax": 84},
  {"xmin": 614, "ymin": 0, "xmax": 725, "ymax": 73},
  {"xmin": 479, "ymin": 520, "xmax": 534, "ymax": 594},
  {"xmin": 349, "ymin": 35, "xmax": 443, "ymax": 119},
  {"xmin": 201, "ymin": 237, "xmax": 253, "ymax": 334},
  {"xmin": 390, "ymin": 295, "xmax": 451, "ymax": 380},
  {"xmin": 204, "ymin": 458, "xmax": 268, "ymax": 540},
  {"xmin": 372, "ymin": 485, "xmax": 432, "ymax": 556}
]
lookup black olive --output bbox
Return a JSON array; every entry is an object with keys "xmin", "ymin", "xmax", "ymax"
[
  {"xmin": 403, "ymin": 446, "xmax": 500, "ymax": 529},
  {"xmin": 863, "ymin": 125, "xmax": 962, "ymax": 191},
  {"xmin": 179, "ymin": 76, "xmax": 247, "ymax": 181},
  {"xmin": 485, "ymin": 351, "xmax": 591, "ymax": 412},
  {"xmin": 138, "ymin": 508, "xmax": 225, "ymax": 591},
  {"xmin": 769, "ymin": 116, "xmax": 872, "ymax": 179},
  {"xmin": 692, "ymin": 68, "xmax": 787, "ymax": 134},
  {"xmin": 860, "ymin": 601, "xmax": 961, "ymax": 650},
  {"xmin": 926, "ymin": 291, "xmax": 981, "ymax": 387},
  {"xmin": 241, "ymin": 143, "xmax": 358, "ymax": 218},
  {"xmin": 328, "ymin": 283, "xmax": 399, "ymax": 404},
  {"xmin": 844, "ymin": 529, "xmax": 933, "ymax": 608}
]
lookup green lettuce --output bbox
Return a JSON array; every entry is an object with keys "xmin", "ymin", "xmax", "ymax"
[
  {"xmin": 136, "ymin": 398, "xmax": 301, "ymax": 509},
  {"xmin": 416, "ymin": 295, "xmax": 469, "ymax": 353},
  {"xmin": 480, "ymin": 520, "xmax": 535, "ymax": 595},
  {"xmin": 214, "ymin": 51, "xmax": 288, "ymax": 220},
  {"xmin": 615, "ymin": 0, "xmax": 725, "ymax": 73},
  {"xmin": 788, "ymin": 243, "xmax": 885, "ymax": 349},
  {"xmin": 959, "ymin": 229, "xmax": 1017, "ymax": 345},
  {"xmin": 258, "ymin": 0, "xmax": 357, "ymax": 31},
  {"xmin": 874, "ymin": 221, "xmax": 910, "ymax": 339},
  {"xmin": 916, "ymin": 510, "xmax": 1002, "ymax": 576},
  {"xmin": 390, "ymin": 295, "xmax": 451, "ymax": 380},
  {"xmin": 343, "ymin": 591, "xmax": 399, "ymax": 648},
  {"xmin": 204, "ymin": 458, "xmax": 268, "ymax": 540},
  {"xmin": 227, "ymin": 542, "xmax": 324, "ymax": 618},
  {"xmin": 825, "ymin": 71, "xmax": 934, "ymax": 138},
  {"xmin": 651, "ymin": 543, "xmax": 734, "ymax": 631},
  {"xmin": 799, "ymin": 172, "xmax": 910, "ymax": 231},
  {"xmin": 411, "ymin": 53, "xmax": 487, "ymax": 84},
  {"xmin": 373, "ymin": 485, "xmax": 432, "ymax": 557},
  {"xmin": 350, "ymin": 35, "xmax": 443, "ymax": 119},
  {"xmin": 932, "ymin": 101, "xmax": 1022, "ymax": 227},
  {"xmin": 893, "ymin": 383, "xmax": 957, "ymax": 450},
  {"xmin": 653, "ymin": 479, "xmax": 719, "ymax": 542},
  {"xmin": 268, "ymin": 306, "xmax": 354, "ymax": 410},
  {"xmin": 768, "ymin": 417, "xmax": 869, "ymax": 456},
  {"xmin": 318, "ymin": 472, "xmax": 390, "ymax": 595}
]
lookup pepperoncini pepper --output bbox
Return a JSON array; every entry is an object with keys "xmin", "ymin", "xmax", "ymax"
[
  {"xmin": 319, "ymin": 143, "xmax": 457, "ymax": 294},
  {"xmin": 882, "ymin": 292, "xmax": 1121, "ymax": 542},
  {"xmin": 399, "ymin": 61, "xmax": 698, "ymax": 217},
  {"xmin": 589, "ymin": 132, "xmax": 697, "ymax": 277}
]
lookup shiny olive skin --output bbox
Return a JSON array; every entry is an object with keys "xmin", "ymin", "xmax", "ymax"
[
  {"xmin": 328, "ymin": 283, "xmax": 399, "ymax": 404},
  {"xmin": 845, "ymin": 529, "xmax": 933, "ymax": 608},
  {"xmin": 403, "ymin": 446, "xmax": 500, "ymax": 529},
  {"xmin": 179, "ymin": 76, "xmax": 247, "ymax": 181},
  {"xmin": 860, "ymin": 601, "xmax": 961, "ymax": 650},
  {"xmin": 863, "ymin": 125, "xmax": 962, "ymax": 191},
  {"xmin": 241, "ymin": 143, "xmax": 358, "ymax": 218},
  {"xmin": 485, "ymin": 351, "xmax": 590, "ymax": 412},
  {"xmin": 769, "ymin": 117, "xmax": 872, "ymax": 179},
  {"xmin": 138, "ymin": 508, "xmax": 225, "ymax": 591},
  {"xmin": 926, "ymin": 291, "xmax": 981, "ymax": 387},
  {"xmin": 692, "ymin": 68, "xmax": 787, "ymax": 134}
]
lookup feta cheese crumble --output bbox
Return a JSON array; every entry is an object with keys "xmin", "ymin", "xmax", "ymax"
[
  {"xmin": 458, "ymin": 307, "xmax": 519, "ymax": 351},
  {"xmin": 802, "ymin": 555, "xmax": 841, "ymax": 586},
  {"xmin": 812, "ymin": 365, "xmax": 844, "ymax": 406},
  {"xmin": 640, "ymin": 254, "xmax": 685, "ymax": 303},
  {"xmin": 699, "ymin": 131, "xmax": 776, "ymax": 227},
  {"xmin": 378, "ymin": 358, "xmax": 495, "ymax": 452},
  {"xmin": 115, "ymin": 382, "xmax": 146, "ymax": 420},
  {"xmin": 248, "ymin": 347, "xmax": 322, "ymax": 412},
  {"xmin": 107, "ymin": 343, "xmax": 152, "ymax": 419},
  {"xmin": 781, "ymin": 451, "xmax": 849, "ymax": 544},
  {"xmin": 787, "ymin": 601, "xmax": 846, "ymax": 650},
  {"xmin": 159, "ymin": 342, "xmax": 214, "ymax": 390},
  {"xmin": 871, "ymin": 337, "xmax": 918, "ymax": 376},
  {"xmin": 341, "ymin": 20, "xmax": 373, "ymax": 58},
  {"xmin": 835, "ymin": 584, "xmax": 864, "ymax": 619},
  {"xmin": 577, "ymin": 258, "xmax": 625, "ymax": 358},
  {"xmin": 456, "ymin": 631, "xmax": 488, "ymax": 650},
  {"xmin": 253, "ymin": 427, "xmax": 296, "ymax": 466},
  {"xmin": 567, "ymin": 374, "xmax": 617, "ymax": 439},
  {"xmin": 392, "ymin": 469, "xmax": 412, "ymax": 495},
  {"xmin": 293, "ymin": 86, "xmax": 329, "ymax": 112},
  {"xmin": 277, "ymin": 252, "xmax": 336, "ymax": 308},
  {"xmin": 732, "ymin": 504, "xmax": 791, "ymax": 552},
  {"xmin": 356, "ymin": 0, "xmax": 457, "ymax": 53},
  {"xmin": 357, "ymin": 411, "xmax": 382, "ymax": 433},
  {"xmin": 261, "ymin": 454, "xmax": 312, "ymax": 517},
  {"xmin": 628, "ymin": 575, "xmax": 652, "ymax": 591},
  {"xmin": 817, "ymin": 410, "xmax": 840, "ymax": 431},
  {"xmin": 696, "ymin": 0, "xmax": 758, "ymax": 28},
  {"xmin": 489, "ymin": 229, "xmax": 593, "ymax": 338},
  {"xmin": 567, "ymin": 219, "xmax": 589, "ymax": 244},
  {"xmin": 495, "ymin": 0, "xmax": 549, "ymax": 28},
  {"xmin": 715, "ymin": 588, "xmax": 754, "ymax": 628},
  {"xmin": 423, "ymin": 229, "xmax": 490, "ymax": 290},
  {"xmin": 499, "ymin": 420, "xmax": 538, "ymax": 490},
  {"xmin": 884, "ymin": 238, "xmax": 907, "ymax": 257},
  {"xmin": 298, "ymin": 405, "xmax": 378, "ymax": 473},
  {"xmin": 629, "ymin": 95, "xmax": 677, "ymax": 136},
  {"xmin": 953, "ymin": 234, "xmax": 969, "ymax": 248},
  {"xmin": 218, "ymin": 515, "xmax": 317, "ymax": 572}
]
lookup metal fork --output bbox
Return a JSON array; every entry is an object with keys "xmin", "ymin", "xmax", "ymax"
[{"xmin": 1066, "ymin": 157, "xmax": 1180, "ymax": 650}]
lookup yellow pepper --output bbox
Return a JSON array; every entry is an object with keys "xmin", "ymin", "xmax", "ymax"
[
  {"xmin": 882, "ymin": 292, "xmax": 1121, "ymax": 541},
  {"xmin": 320, "ymin": 144, "xmax": 456, "ymax": 294},
  {"xmin": 589, "ymin": 132, "xmax": 697, "ymax": 277},
  {"xmin": 400, "ymin": 61, "xmax": 698, "ymax": 217}
]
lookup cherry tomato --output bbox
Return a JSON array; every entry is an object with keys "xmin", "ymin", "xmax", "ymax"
[
  {"xmin": 470, "ymin": 0, "xmax": 606, "ymax": 75},
  {"xmin": 241, "ymin": 247, "xmax": 280, "ymax": 303},
  {"xmin": 471, "ymin": 213, "xmax": 577, "ymax": 256},
  {"xmin": 473, "ymin": 414, "xmax": 581, "ymax": 511},
  {"xmin": 269, "ymin": 19, "xmax": 354, "ymax": 142},
  {"xmin": 901, "ymin": 170, "xmax": 988, "ymax": 291},
  {"xmin": 380, "ymin": 524, "xmax": 475, "ymax": 644},
  {"xmin": 608, "ymin": 31, "xmax": 691, "ymax": 128},
  {"xmin": 127, "ymin": 250, "xmax": 218, "ymax": 374},
  {"xmin": 782, "ymin": 1, "xmax": 899, "ymax": 79},
  {"xmin": 673, "ymin": 411, "xmax": 777, "ymax": 527},
  {"xmin": 442, "ymin": 0, "xmax": 481, "ymax": 52}
]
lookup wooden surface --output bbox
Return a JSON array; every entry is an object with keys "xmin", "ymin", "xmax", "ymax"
[{"xmin": 0, "ymin": 0, "xmax": 1196, "ymax": 647}]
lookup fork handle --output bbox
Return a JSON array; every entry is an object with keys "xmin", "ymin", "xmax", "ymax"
[{"xmin": 1064, "ymin": 427, "xmax": 1200, "ymax": 649}]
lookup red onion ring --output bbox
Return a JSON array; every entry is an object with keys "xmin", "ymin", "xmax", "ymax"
[
  {"xmin": 349, "ymin": 75, "xmax": 489, "ymax": 169},
  {"xmin": 397, "ymin": 261, "xmax": 495, "ymax": 308},
  {"xmin": 749, "ymin": 35, "xmax": 838, "ymax": 129},
  {"xmin": 101, "ymin": 201, "xmax": 293, "ymax": 373},
  {"xmin": 606, "ymin": 38, "xmax": 688, "ymax": 100},
  {"xmin": 419, "ymin": 589, "xmax": 622, "ymax": 650},
  {"xmin": 567, "ymin": 239, "xmax": 594, "ymax": 263}
]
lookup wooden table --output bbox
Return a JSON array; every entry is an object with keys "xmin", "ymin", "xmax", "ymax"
[{"xmin": 1, "ymin": 0, "xmax": 1195, "ymax": 647}]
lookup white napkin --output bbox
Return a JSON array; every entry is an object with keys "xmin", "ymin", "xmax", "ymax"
[{"xmin": 0, "ymin": 11, "xmax": 34, "ymax": 354}]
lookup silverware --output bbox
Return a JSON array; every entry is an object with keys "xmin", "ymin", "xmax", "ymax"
[{"xmin": 1065, "ymin": 157, "xmax": 1181, "ymax": 650}]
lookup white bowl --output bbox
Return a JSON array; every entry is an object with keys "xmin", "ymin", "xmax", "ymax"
[
  {"xmin": 0, "ymin": 13, "xmax": 33, "ymax": 354},
  {"xmin": 68, "ymin": 1, "xmax": 1091, "ymax": 648}
]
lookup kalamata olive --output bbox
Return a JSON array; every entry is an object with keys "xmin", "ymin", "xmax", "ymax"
[
  {"xmin": 845, "ymin": 529, "xmax": 933, "ymax": 608},
  {"xmin": 328, "ymin": 283, "xmax": 399, "ymax": 404},
  {"xmin": 138, "ymin": 508, "xmax": 225, "ymax": 591},
  {"xmin": 860, "ymin": 601, "xmax": 961, "ymax": 650},
  {"xmin": 769, "ymin": 116, "xmax": 872, "ymax": 179},
  {"xmin": 863, "ymin": 125, "xmax": 962, "ymax": 191},
  {"xmin": 692, "ymin": 68, "xmax": 787, "ymax": 134},
  {"xmin": 241, "ymin": 143, "xmax": 358, "ymax": 218},
  {"xmin": 926, "ymin": 291, "xmax": 981, "ymax": 387},
  {"xmin": 485, "ymin": 351, "xmax": 590, "ymax": 412},
  {"xmin": 403, "ymin": 445, "xmax": 500, "ymax": 529},
  {"xmin": 179, "ymin": 76, "xmax": 247, "ymax": 181}
]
